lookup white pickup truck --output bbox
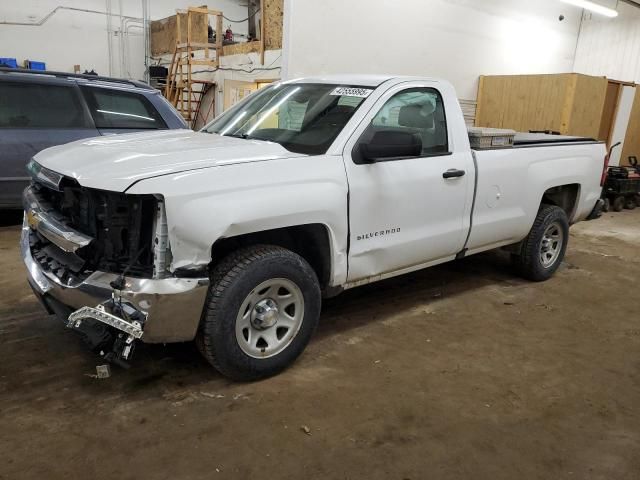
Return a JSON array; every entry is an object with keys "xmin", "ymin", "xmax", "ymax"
[{"xmin": 22, "ymin": 75, "xmax": 606, "ymax": 380}]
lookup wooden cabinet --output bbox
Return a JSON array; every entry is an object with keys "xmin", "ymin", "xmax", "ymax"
[{"xmin": 475, "ymin": 73, "xmax": 608, "ymax": 140}]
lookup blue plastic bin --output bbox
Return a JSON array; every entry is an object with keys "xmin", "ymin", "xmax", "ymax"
[
  {"xmin": 0, "ymin": 58, "xmax": 18, "ymax": 68},
  {"xmin": 26, "ymin": 61, "xmax": 46, "ymax": 70}
]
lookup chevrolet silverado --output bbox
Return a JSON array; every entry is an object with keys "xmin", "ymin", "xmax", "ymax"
[{"xmin": 21, "ymin": 75, "xmax": 606, "ymax": 380}]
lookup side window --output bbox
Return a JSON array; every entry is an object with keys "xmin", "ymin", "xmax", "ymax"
[
  {"xmin": 354, "ymin": 87, "xmax": 448, "ymax": 163},
  {"xmin": 0, "ymin": 82, "xmax": 89, "ymax": 128},
  {"xmin": 81, "ymin": 87, "xmax": 167, "ymax": 129}
]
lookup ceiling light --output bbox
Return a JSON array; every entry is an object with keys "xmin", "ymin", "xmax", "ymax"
[{"xmin": 560, "ymin": 0, "xmax": 619, "ymax": 17}]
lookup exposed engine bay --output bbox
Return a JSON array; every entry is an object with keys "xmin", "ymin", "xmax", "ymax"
[{"xmin": 26, "ymin": 179, "xmax": 167, "ymax": 283}]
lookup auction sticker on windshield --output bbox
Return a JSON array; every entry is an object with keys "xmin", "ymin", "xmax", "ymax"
[{"xmin": 330, "ymin": 87, "xmax": 373, "ymax": 98}]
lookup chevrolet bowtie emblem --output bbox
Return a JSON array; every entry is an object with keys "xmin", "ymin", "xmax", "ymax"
[{"xmin": 26, "ymin": 209, "xmax": 39, "ymax": 229}]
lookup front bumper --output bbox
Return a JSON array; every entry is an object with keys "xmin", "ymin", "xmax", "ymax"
[{"xmin": 21, "ymin": 219, "xmax": 209, "ymax": 343}]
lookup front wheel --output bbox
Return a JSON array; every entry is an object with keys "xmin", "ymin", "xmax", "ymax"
[
  {"xmin": 511, "ymin": 205, "xmax": 569, "ymax": 282},
  {"xmin": 197, "ymin": 245, "xmax": 321, "ymax": 381}
]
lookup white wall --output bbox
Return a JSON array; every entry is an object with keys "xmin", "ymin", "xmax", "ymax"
[
  {"xmin": 574, "ymin": 2, "xmax": 640, "ymax": 83},
  {"xmin": 1, "ymin": 0, "xmax": 118, "ymax": 76},
  {"xmin": 609, "ymin": 85, "xmax": 636, "ymax": 166},
  {"xmin": 196, "ymin": 48, "xmax": 282, "ymax": 118},
  {"xmin": 283, "ymin": 0, "xmax": 584, "ymax": 100},
  {"xmin": 0, "ymin": 0, "xmax": 252, "ymax": 80}
]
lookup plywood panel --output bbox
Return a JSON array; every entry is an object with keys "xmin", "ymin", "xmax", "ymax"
[
  {"xmin": 475, "ymin": 74, "xmax": 571, "ymax": 133},
  {"xmin": 218, "ymin": 0, "xmax": 282, "ymax": 57},
  {"xmin": 598, "ymin": 82, "xmax": 621, "ymax": 143},
  {"xmin": 222, "ymin": 40, "xmax": 261, "ymax": 56},
  {"xmin": 263, "ymin": 0, "xmax": 283, "ymax": 50},
  {"xmin": 567, "ymin": 74, "xmax": 608, "ymax": 139},
  {"xmin": 151, "ymin": 10, "xmax": 208, "ymax": 56},
  {"xmin": 620, "ymin": 86, "xmax": 640, "ymax": 166},
  {"xmin": 476, "ymin": 73, "xmax": 608, "ymax": 138}
]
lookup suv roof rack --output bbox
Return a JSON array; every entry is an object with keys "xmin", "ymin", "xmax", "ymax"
[{"xmin": 0, "ymin": 67, "xmax": 154, "ymax": 90}]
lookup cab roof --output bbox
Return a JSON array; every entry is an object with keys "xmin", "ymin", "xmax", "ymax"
[
  {"xmin": 287, "ymin": 74, "xmax": 395, "ymax": 87},
  {"xmin": 284, "ymin": 74, "xmax": 442, "ymax": 88}
]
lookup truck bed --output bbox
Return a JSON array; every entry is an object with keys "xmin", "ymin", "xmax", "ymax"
[
  {"xmin": 466, "ymin": 139, "xmax": 606, "ymax": 257},
  {"xmin": 513, "ymin": 133, "xmax": 600, "ymax": 147}
]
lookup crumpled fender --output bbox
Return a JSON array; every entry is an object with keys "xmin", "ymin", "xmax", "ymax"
[{"xmin": 127, "ymin": 154, "xmax": 350, "ymax": 286}]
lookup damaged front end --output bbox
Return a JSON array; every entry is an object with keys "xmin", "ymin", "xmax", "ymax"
[
  {"xmin": 22, "ymin": 169, "xmax": 209, "ymax": 366},
  {"xmin": 66, "ymin": 297, "xmax": 146, "ymax": 367}
]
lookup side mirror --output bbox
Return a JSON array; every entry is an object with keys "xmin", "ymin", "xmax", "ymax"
[{"xmin": 361, "ymin": 130, "xmax": 422, "ymax": 162}]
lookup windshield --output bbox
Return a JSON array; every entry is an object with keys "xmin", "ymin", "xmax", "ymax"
[{"xmin": 203, "ymin": 83, "xmax": 372, "ymax": 155}]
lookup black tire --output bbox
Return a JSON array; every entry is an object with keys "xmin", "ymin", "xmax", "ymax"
[
  {"xmin": 624, "ymin": 197, "xmax": 636, "ymax": 210},
  {"xmin": 197, "ymin": 245, "xmax": 321, "ymax": 381},
  {"xmin": 613, "ymin": 196, "xmax": 625, "ymax": 212},
  {"xmin": 602, "ymin": 198, "xmax": 610, "ymax": 213},
  {"xmin": 511, "ymin": 205, "xmax": 569, "ymax": 282}
]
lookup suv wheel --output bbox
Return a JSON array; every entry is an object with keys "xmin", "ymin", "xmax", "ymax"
[
  {"xmin": 197, "ymin": 245, "xmax": 321, "ymax": 381},
  {"xmin": 512, "ymin": 205, "xmax": 569, "ymax": 282}
]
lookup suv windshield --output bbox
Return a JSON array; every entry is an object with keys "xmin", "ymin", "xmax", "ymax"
[{"xmin": 203, "ymin": 83, "xmax": 372, "ymax": 154}]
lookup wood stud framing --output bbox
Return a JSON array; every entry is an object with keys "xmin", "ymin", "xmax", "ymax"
[{"xmin": 164, "ymin": 7, "xmax": 221, "ymax": 127}]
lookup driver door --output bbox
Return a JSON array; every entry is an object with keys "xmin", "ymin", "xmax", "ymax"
[{"xmin": 343, "ymin": 82, "xmax": 475, "ymax": 282}]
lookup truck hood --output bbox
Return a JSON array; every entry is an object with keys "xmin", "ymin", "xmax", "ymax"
[{"xmin": 33, "ymin": 129, "xmax": 302, "ymax": 192}]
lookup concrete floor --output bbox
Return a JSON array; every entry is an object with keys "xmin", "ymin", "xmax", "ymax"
[{"xmin": 1, "ymin": 210, "xmax": 639, "ymax": 480}]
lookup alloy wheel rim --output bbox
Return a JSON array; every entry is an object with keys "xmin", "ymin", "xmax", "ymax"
[
  {"xmin": 235, "ymin": 278, "xmax": 304, "ymax": 358},
  {"xmin": 540, "ymin": 221, "xmax": 563, "ymax": 268}
]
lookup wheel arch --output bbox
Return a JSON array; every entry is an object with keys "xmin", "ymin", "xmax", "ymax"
[
  {"xmin": 540, "ymin": 183, "xmax": 581, "ymax": 221},
  {"xmin": 209, "ymin": 224, "xmax": 334, "ymax": 293}
]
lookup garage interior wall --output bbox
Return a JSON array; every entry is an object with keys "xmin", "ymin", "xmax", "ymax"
[
  {"xmin": 572, "ymin": 2, "xmax": 640, "ymax": 166},
  {"xmin": 0, "ymin": 0, "xmax": 250, "ymax": 79},
  {"xmin": 282, "ymin": 0, "xmax": 584, "ymax": 102},
  {"xmin": 573, "ymin": 1, "xmax": 640, "ymax": 83}
]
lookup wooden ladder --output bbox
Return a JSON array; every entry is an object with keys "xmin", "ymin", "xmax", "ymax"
[{"xmin": 165, "ymin": 6, "xmax": 222, "ymax": 128}]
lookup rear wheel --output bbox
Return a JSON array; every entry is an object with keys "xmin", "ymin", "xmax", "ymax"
[
  {"xmin": 512, "ymin": 205, "xmax": 569, "ymax": 282},
  {"xmin": 613, "ymin": 196, "xmax": 625, "ymax": 212},
  {"xmin": 197, "ymin": 245, "xmax": 321, "ymax": 381}
]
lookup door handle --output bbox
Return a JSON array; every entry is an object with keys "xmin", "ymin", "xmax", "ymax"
[{"xmin": 443, "ymin": 169, "xmax": 466, "ymax": 179}]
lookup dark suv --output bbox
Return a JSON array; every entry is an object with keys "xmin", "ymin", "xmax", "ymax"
[{"xmin": 0, "ymin": 68, "xmax": 188, "ymax": 209}]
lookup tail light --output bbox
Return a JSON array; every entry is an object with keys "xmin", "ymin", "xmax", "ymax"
[{"xmin": 601, "ymin": 153, "xmax": 610, "ymax": 187}]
